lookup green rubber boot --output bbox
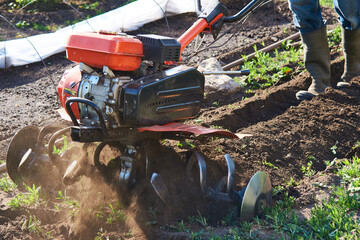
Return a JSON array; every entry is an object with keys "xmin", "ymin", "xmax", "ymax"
[
  {"xmin": 337, "ymin": 28, "xmax": 360, "ymax": 88},
  {"xmin": 296, "ymin": 26, "xmax": 331, "ymax": 101}
]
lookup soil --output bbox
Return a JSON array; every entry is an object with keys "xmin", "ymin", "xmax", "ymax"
[{"xmin": 1, "ymin": 0, "xmax": 359, "ymax": 239}]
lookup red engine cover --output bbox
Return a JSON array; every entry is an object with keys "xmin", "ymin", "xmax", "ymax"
[
  {"xmin": 66, "ymin": 32, "xmax": 143, "ymax": 71},
  {"xmin": 57, "ymin": 65, "xmax": 81, "ymax": 119}
]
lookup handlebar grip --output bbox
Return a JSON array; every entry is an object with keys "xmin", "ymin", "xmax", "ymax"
[{"xmin": 223, "ymin": 0, "xmax": 268, "ymax": 23}]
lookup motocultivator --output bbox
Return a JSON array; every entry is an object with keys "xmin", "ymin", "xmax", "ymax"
[{"xmin": 2, "ymin": 0, "xmax": 272, "ymax": 221}]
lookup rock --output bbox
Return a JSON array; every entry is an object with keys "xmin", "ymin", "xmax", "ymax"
[{"xmin": 197, "ymin": 58, "xmax": 242, "ymax": 95}]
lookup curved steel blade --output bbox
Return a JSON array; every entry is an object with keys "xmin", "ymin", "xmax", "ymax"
[
  {"xmin": 240, "ymin": 171, "xmax": 272, "ymax": 222},
  {"xmin": 6, "ymin": 126, "xmax": 40, "ymax": 184}
]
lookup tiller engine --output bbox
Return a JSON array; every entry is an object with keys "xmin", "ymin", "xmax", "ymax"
[{"xmin": 3, "ymin": 0, "xmax": 271, "ymax": 221}]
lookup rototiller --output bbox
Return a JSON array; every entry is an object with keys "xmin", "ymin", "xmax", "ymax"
[{"xmin": 4, "ymin": 0, "xmax": 271, "ymax": 221}]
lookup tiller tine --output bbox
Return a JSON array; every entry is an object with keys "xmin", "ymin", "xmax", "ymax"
[
  {"xmin": 150, "ymin": 172, "xmax": 170, "ymax": 204},
  {"xmin": 187, "ymin": 151, "xmax": 272, "ymax": 221},
  {"xmin": 62, "ymin": 147, "xmax": 95, "ymax": 186},
  {"xmin": 6, "ymin": 124, "xmax": 74, "ymax": 187},
  {"xmin": 6, "ymin": 126, "xmax": 41, "ymax": 185}
]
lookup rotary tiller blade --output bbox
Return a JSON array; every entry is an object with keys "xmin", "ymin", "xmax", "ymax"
[
  {"xmin": 6, "ymin": 126, "xmax": 40, "ymax": 185},
  {"xmin": 239, "ymin": 171, "xmax": 272, "ymax": 222}
]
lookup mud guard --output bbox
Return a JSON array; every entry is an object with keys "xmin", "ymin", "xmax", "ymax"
[{"xmin": 138, "ymin": 122, "xmax": 239, "ymax": 139}]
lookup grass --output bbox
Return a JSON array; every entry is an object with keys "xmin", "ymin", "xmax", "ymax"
[
  {"xmin": 9, "ymin": 184, "xmax": 42, "ymax": 209},
  {"xmin": 301, "ymin": 161, "xmax": 316, "ymax": 177},
  {"xmin": 95, "ymin": 202, "xmax": 126, "ymax": 225},
  {"xmin": 22, "ymin": 214, "xmax": 52, "ymax": 239},
  {"xmin": 55, "ymin": 190, "xmax": 79, "ymax": 216},
  {"xmin": 0, "ymin": 176, "xmax": 17, "ymax": 192}
]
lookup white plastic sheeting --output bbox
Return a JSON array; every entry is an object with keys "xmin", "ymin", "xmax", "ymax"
[{"xmin": 0, "ymin": 0, "xmax": 215, "ymax": 68}]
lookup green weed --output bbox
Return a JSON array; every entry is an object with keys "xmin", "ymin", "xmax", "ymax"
[
  {"xmin": 79, "ymin": 1, "xmax": 98, "ymax": 10},
  {"xmin": 227, "ymin": 221, "xmax": 259, "ymax": 239},
  {"xmin": 189, "ymin": 229, "xmax": 204, "ymax": 240},
  {"xmin": 106, "ymin": 202, "xmax": 126, "ymax": 224},
  {"xmin": 195, "ymin": 210, "xmax": 208, "ymax": 228},
  {"xmin": 328, "ymin": 26, "xmax": 342, "ymax": 47},
  {"xmin": 53, "ymin": 135, "xmax": 68, "ymax": 155},
  {"xmin": 0, "ymin": 176, "xmax": 17, "ymax": 192},
  {"xmin": 146, "ymin": 206, "xmax": 157, "ymax": 225},
  {"xmin": 9, "ymin": 184, "xmax": 42, "ymax": 209},
  {"xmin": 260, "ymin": 159, "xmax": 279, "ymax": 169},
  {"xmin": 239, "ymin": 44, "xmax": 302, "ymax": 90},
  {"xmin": 15, "ymin": 20, "xmax": 30, "ymax": 28},
  {"xmin": 264, "ymin": 192, "xmax": 308, "ymax": 237},
  {"xmin": 337, "ymin": 157, "xmax": 360, "ymax": 191},
  {"xmin": 55, "ymin": 190, "xmax": 79, "ymax": 216},
  {"xmin": 284, "ymin": 177, "xmax": 299, "ymax": 188},
  {"xmin": 309, "ymin": 187, "xmax": 360, "ymax": 238},
  {"xmin": 221, "ymin": 210, "xmax": 236, "ymax": 226},
  {"xmin": 22, "ymin": 214, "xmax": 52, "ymax": 238},
  {"xmin": 8, "ymin": 0, "xmax": 35, "ymax": 9},
  {"xmin": 301, "ymin": 161, "xmax": 316, "ymax": 177}
]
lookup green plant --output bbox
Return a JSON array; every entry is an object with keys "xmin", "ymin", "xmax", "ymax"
[
  {"xmin": 195, "ymin": 210, "xmax": 208, "ymax": 228},
  {"xmin": 301, "ymin": 161, "xmax": 316, "ymax": 177},
  {"xmin": 106, "ymin": 202, "xmax": 126, "ymax": 224},
  {"xmin": 221, "ymin": 210, "xmax": 236, "ymax": 226},
  {"xmin": 264, "ymin": 192, "xmax": 308, "ymax": 237},
  {"xmin": 22, "ymin": 214, "xmax": 52, "ymax": 238},
  {"xmin": 94, "ymin": 228, "xmax": 108, "ymax": 240},
  {"xmin": 328, "ymin": 26, "xmax": 342, "ymax": 47},
  {"xmin": 173, "ymin": 220, "xmax": 190, "ymax": 232},
  {"xmin": 53, "ymin": 135, "xmax": 68, "ymax": 155},
  {"xmin": 31, "ymin": 22, "xmax": 60, "ymax": 32},
  {"xmin": 309, "ymin": 187, "xmax": 360, "ymax": 238},
  {"xmin": 260, "ymin": 159, "xmax": 279, "ymax": 169},
  {"xmin": 228, "ymin": 222, "xmax": 259, "ymax": 239},
  {"xmin": 15, "ymin": 20, "xmax": 30, "ymax": 28},
  {"xmin": 189, "ymin": 229, "xmax": 204, "ymax": 240},
  {"xmin": 337, "ymin": 157, "xmax": 360, "ymax": 191},
  {"xmin": 79, "ymin": 1, "xmax": 99, "ymax": 10},
  {"xmin": 9, "ymin": 0, "xmax": 35, "ymax": 9},
  {"xmin": 147, "ymin": 207, "xmax": 157, "ymax": 225},
  {"xmin": 0, "ymin": 176, "xmax": 17, "ymax": 192},
  {"xmin": 239, "ymin": 44, "xmax": 302, "ymax": 90},
  {"xmin": 9, "ymin": 184, "xmax": 42, "ymax": 209},
  {"xmin": 284, "ymin": 177, "xmax": 299, "ymax": 188},
  {"xmin": 55, "ymin": 190, "xmax": 79, "ymax": 216}
]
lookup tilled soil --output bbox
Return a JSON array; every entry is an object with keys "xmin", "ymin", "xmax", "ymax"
[{"xmin": 1, "ymin": 1, "xmax": 359, "ymax": 239}]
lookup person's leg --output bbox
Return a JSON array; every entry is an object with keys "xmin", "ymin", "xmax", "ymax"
[
  {"xmin": 288, "ymin": 0, "xmax": 325, "ymax": 33},
  {"xmin": 334, "ymin": 0, "xmax": 360, "ymax": 87},
  {"xmin": 288, "ymin": 0, "xmax": 331, "ymax": 100}
]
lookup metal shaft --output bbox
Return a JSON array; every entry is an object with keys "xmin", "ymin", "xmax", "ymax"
[{"xmin": 202, "ymin": 70, "xmax": 250, "ymax": 75}]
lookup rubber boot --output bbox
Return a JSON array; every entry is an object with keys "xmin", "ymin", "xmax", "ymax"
[
  {"xmin": 337, "ymin": 28, "xmax": 360, "ymax": 88},
  {"xmin": 296, "ymin": 26, "xmax": 331, "ymax": 101}
]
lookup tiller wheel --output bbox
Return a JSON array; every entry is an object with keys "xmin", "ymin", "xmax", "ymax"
[
  {"xmin": 182, "ymin": 152, "xmax": 272, "ymax": 221},
  {"xmin": 5, "ymin": 124, "xmax": 85, "ymax": 189}
]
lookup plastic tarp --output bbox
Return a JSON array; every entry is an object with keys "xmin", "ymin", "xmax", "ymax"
[{"xmin": 0, "ymin": 0, "xmax": 215, "ymax": 68}]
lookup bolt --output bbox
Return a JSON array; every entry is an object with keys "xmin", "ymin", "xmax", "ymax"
[{"xmin": 108, "ymin": 99, "xmax": 116, "ymax": 105}]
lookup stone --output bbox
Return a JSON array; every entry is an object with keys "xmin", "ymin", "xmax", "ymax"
[{"xmin": 197, "ymin": 58, "xmax": 242, "ymax": 95}]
